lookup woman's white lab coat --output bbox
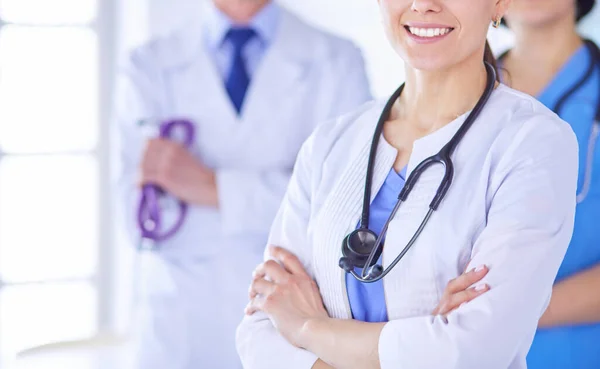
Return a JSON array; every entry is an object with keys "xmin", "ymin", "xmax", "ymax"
[
  {"xmin": 112, "ymin": 6, "xmax": 371, "ymax": 369},
  {"xmin": 236, "ymin": 84, "xmax": 579, "ymax": 369}
]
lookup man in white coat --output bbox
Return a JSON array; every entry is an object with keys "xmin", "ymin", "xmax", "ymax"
[{"xmin": 112, "ymin": 0, "xmax": 371, "ymax": 368}]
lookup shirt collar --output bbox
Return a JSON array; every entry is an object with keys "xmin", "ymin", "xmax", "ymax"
[{"xmin": 202, "ymin": 1, "xmax": 281, "ymax": 49}]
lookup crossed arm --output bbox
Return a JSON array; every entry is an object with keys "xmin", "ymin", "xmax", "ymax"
[
  {"xmin": 236, "ymin": 115, "xmax": 578, "ymax": 369},
  {"xmin": 247, "ymin": 249, "xmax": 600, "ymax": 369},
  {"xmin": 245, "ymin": 246, "xmax": 490, "ymax": 369}
]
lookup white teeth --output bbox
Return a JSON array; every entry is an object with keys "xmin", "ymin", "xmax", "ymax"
[{"xmin": 408, "ymin": 27, "xmax": 452, "ymax": 38}]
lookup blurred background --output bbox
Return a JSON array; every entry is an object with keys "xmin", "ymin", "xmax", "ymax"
[{"xmin": 0, "ymin": 1, "xmax": 598, "ymax": 368}]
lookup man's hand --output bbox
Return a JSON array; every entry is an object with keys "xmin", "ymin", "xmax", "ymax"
[{"xmin": 140, "ymin": 138, "xmax": 218, "ymax": 207}]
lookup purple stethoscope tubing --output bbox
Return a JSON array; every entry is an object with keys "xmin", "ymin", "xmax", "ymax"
[{"xmin": 137, "ymin": 119, "xmax": 195, "ymax": 243}]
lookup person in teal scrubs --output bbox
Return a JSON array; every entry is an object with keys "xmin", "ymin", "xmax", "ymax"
[{"xmin": 497, "ymin": 1, "xmax": 600, "ymax": 368}]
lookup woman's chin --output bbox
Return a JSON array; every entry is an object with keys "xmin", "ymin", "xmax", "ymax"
[{"xmin": 402, "ymin": 55, "xmax": 455, "ymax": 73}]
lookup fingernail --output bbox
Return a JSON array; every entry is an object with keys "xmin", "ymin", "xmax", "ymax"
[
  {"xmin": 474, "ymin": 283, "xmax": 488, "ymax": 292},
  {"xmin": 474, "ymin": 265, "xmax": 486, "ymax": 273}
]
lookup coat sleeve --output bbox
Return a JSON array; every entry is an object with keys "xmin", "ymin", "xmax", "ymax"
[
  {"xmin": 216, "ymin": 41, "xmax": 371, "ymax": 237},
  {"xmin": 235, "ymin": 127, "xmax": 322, "ymax": 369},
  {"xmin": 110, "ymin": 48, "xmax": 164, "ymax": 248},
  {"xmin": 377, "ymin": 115, "xmax": 579, "ymax": 369}
]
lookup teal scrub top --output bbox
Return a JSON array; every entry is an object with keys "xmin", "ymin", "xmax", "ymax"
[{"xmin": 524, "ymin": 44, "xmax": 600, "ymax": 369}]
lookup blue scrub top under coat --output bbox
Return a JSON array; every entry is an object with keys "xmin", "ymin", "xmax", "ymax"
[
  {"xmin": 346, "ymin": 167, "xmax": 407, "ymax": 323},
  {"xmin": 523, "ymin": 45, "xmax": 600, "ymax": 369}
]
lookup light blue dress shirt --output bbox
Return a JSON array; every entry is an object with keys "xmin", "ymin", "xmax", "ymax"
[
  {"xmin": 521, "ymin": 43, "xmax": 600, "ymax": 369},
  {"xmin": 202, "ymin": 1, "xmax": 281, "ymax": 81},
  {"xmin": 346, "ymin": 167, "xmax": 407, "ymax": 322}
]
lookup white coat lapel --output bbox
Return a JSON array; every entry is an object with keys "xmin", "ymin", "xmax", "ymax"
[
  {"xmin": 151, "ymin": 20, "xmax": 230, "ymax": 120},
  {"xmin": 168, "ymin": 23, "xmax": 239, "ymax": 125},
  {"xmin": 312, "ymin": 107, "xmax": 398, "ymax": 319},
  {"xmin": 161, "ymin": 21, "xmax": 242, "ymax": 165},
  {"xmin": 241, "ymin": 10, "xmax": 310, "ymax": 124}
]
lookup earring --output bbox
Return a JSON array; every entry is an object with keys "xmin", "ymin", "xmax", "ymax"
[{"xmin": 492, "ymin": 17, "xmax": 502, "ymax": 28}]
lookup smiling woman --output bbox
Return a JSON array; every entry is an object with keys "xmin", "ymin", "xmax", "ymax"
[{"xmin": 236, "ymin": 0, "xmax": 580, "ymax": 369}]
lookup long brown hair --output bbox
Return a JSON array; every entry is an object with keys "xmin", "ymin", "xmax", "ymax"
[{"xmin": 484, "ymin": 40, "xmax": 500, "ymax": 82}]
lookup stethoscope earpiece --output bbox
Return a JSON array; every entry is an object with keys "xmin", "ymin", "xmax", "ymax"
[
  {"xmin": 366, "ymin": 264, "xmax": 383, "ymax": 279},
  {"xmin": 338, "ymin": 257, "xmax": 355, "ymax": 273}
]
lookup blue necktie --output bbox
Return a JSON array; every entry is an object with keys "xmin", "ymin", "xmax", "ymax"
[{"xmin": 225, "ymin": 28, "xmax": 256, "ymax": 114}]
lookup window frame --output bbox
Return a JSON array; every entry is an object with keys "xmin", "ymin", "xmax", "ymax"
[{"xmin": 0, "ymin": 0, "xmax": 116, "ymax": 352}]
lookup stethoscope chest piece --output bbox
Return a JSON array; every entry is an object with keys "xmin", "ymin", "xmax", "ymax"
[
  {"xmin": 340, "ymin": 228, "xmax": 379, "ymax": 269},
  {"xmin": 340, "ymin": 228, "xmax": 385, "ymax": 280}
]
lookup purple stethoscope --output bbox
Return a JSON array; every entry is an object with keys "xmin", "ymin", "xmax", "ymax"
[{"xmin": 137, "ymin": 119, "xmax": 195, "ymax": 245}]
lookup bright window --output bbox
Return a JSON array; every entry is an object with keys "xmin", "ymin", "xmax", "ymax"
[
  {"xmin": 0, "ymin": 1, "xmax": 105, "ymax": 358},
  {"xmin": 0, "ymin": 0, "xmax": 96, "ymax": 25},
  {"xmin": 0, "ymin": 156, "xmax": 99, "ymax": 283},
  {"xmin": 0, "ymin": 27, "xmax": 98, "ymax": 153}
]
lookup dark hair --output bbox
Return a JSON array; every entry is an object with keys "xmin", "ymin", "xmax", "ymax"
[
  {"xmin": 577, "ymin": 0, "xmax": 596, "ymax": 20},
  {"xmin": 484, "ymin": 40, "xmax": 500, "ymax": 82}
]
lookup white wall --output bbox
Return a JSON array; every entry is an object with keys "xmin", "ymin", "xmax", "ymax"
[{"xmin": 275, "ymin": 0, "xmax": 402, "ymax": 98}]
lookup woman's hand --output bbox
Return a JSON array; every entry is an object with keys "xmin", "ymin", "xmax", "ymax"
[
  {"xmin": 432, "ymin": 265, "xmax": 490, "ymax": 317},
  {"xmin": 246, "ymin": 246, "xmax": 329, "ymax": 348}
]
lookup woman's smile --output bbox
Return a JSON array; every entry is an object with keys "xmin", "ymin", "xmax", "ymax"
[{"xmin": 404, "ymin": 22, "xmax": 455, "ymax": 44}]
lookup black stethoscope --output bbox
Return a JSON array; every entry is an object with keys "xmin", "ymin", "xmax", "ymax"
[
  {"xmin": 339, "ymin": 62, "xmax": 497, "ymax": 283},
  {"xmin": 499, "ymin": 39, "xmax": 600, "ymax": 203}
]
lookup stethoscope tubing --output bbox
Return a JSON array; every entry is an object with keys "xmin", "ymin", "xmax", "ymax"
[
  {"xmin": 136, "ymin": 119, "xmax": 195, "ymax": 245},
  {"xmin": 346, "ymin": 63, "xmax": 497, "ymax": 283}
]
